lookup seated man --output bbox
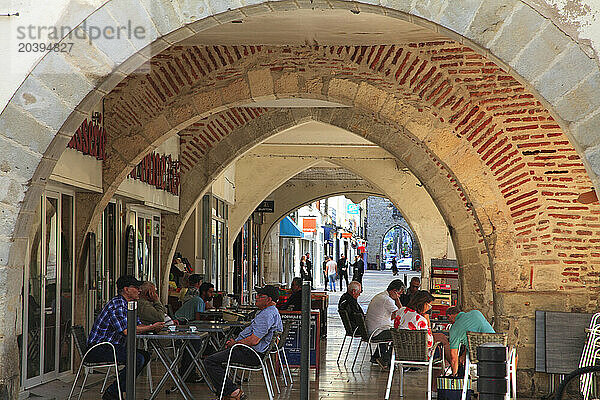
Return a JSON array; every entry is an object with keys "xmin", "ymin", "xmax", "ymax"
[
  {"xmin": 205, "ymin": 285, "xmax": 283, "ymax": 400},
  {"xmin": 175, "ymin": 276, "xmax": 211, "ymax": 321},
  {"xmin": 365, "ymin": 279, "xmax": 405, "ymax": 367},
  {"xmin": 400, "ymin": 276, "xmax": 421, "ymax": 307},
  {"xmin": 278, "ymin": 277, "xmax": 303, "ymax": 311},
  {"xmin": 86, "ymin": 275, "xmax": 164, "ymax": 400},
  {"xmin": 447, "ymin": 306, "xmax": 495, "ymax": 375},
  {"xmin": 338, "ymin": 281, "xmax": 364, "ymax": 331}
]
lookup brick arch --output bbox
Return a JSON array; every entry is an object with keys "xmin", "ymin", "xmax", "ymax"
[{"xmin": 0, "ymin": 1, "xmax": 597, "ymax": 394}]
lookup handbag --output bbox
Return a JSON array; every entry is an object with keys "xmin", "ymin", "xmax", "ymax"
[{"xmin": 436, "ymin": 375, "xmax": 473, "ymax": 400}]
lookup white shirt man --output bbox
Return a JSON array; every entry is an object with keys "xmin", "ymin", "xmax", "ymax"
[
  {"xmin": 366, "ymin": 280, "xmax": 404, "ymax": 334},
  {"xmin": 364, "ymin": 279, "xmax": 405, "ymax": 367}
]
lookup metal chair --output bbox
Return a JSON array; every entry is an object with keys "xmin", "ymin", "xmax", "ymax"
[
  {"xmin": 463, "ymin": 331, "xmax": 516, "ymax": 400},
  {"xmin": 68, "ymin": 325, "xmax": 122, "ymax": 400},
  {"xmin": 351, "ymin": 312, "xmax": 393, "ymax": 371},
  {"xmin": 220, "ymin": 331, "xmax": 282, "ymax": 400},
  {"xmin": 579, "ymin": 313, "xmax": 600, "ymax": 400},
  {"xmin": 384, "ymin": 328, "xmax": 445, "ymax": 400},
  {"xmin": 270, "ymin": 321, "xmax": 293, "ymax": 387},
  {"xmin": 337, "ymin": 309, "xmax": 362, "ymax": 365}
]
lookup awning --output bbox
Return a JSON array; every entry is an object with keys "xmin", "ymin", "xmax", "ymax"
[{"xmin": 279, "ymin": 216, "xmax": 303, "ymax": 238}]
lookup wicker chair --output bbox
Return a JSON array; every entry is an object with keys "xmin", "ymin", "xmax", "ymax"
[
  {"xmin": 337, "ymin": 309, "xmax": 362, "ymax": 365},
  {"xmin": 220, "ymin": 331, "xmax": 282, "ymax": 400},
  {"xmin": 384, "ymin": 328, "xmax": 444, "ymax": 400},
  {"xmin": 68, "ymin": 325, "xmax": 123, "ymax": 400},
  {"xmin": 463, "ymin": 331, "xmax": 516, "ymax": 400}
]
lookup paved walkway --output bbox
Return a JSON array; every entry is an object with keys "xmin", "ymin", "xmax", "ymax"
[{"xmin": 27, "ymin": 270, "xmax": 432, "ymax": 399}]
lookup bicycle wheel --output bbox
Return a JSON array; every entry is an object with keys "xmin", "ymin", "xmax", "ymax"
[{"xmin": 555, "ymin": 366, "xmax": 600, "ymax": 400}]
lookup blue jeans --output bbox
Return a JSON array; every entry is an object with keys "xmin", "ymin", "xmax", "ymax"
[
  {"xmin": 86, "ymin": 343, "xmax": 150, "ymax": 396},
  {"xmin": 328, "ymin": 274, "xmax": 337, "ymax": 291}
]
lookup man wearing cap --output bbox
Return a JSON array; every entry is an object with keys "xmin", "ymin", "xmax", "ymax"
[
  {"xmin": 205, "ymin": 285, "xmax": 283, "ymax": 400},
  {"xmin": 86, "ymin": 275, "xmax": 165, "ymax": 400}
]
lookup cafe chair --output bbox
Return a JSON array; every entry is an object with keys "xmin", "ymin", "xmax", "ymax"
[
  {"xmin": 68, "ymin": 325, "xmax": 123, "ymax": 400},
  {"xmin": 220, "ymin": 332, "xmax": 282, "ymax": 400},
  {"xmin": 463, "ymin": 331, "xmax": 516, "ymax": 400},
  {"xmin": 269, "ymin": 321, "xmax": 293, "ymax": 387},
  {"xmin": 384, "ymin": 328, "xmax": 444, "ymax": 400},
  {"xmin": 351, "ymin": 312, "xmax": 392, "ymax": 371},
  {"xmin": 337, "ymin": 309, "xmax": 362, "ymax": 365}
]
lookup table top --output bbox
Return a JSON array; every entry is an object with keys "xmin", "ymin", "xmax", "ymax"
[
  {"xmin": 190, "ymin": 321, "xmax": 249, "ymax": 328},
  {"xmin": 138, "ymin": 331, "xmax": 209, "ymax": 340}
]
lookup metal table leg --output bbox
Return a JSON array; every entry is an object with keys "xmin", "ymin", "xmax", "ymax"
[{"xmin": 147, "ymin": 340, "xmax": 195, "ymax": 400}]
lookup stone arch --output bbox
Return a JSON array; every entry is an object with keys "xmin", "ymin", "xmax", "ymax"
[
  {"xmin": 160, "ymin": 106, "xmax": 491, "ymax": 312},
  {"xmin": 0, "ymin": 1, "xmax": 599, "ymax": 394},
  {"xmin": 367, "ymin": 198, "xmax": 422, "ymax": 270}
]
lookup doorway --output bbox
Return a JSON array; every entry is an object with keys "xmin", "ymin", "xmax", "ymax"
[
  {"xmin": 129, "ymin": 206, "xmax": 161, "ymax": 285},
  {"xmin": 22, "ymin": 191, "xmax": 74, "ymax": 389}
]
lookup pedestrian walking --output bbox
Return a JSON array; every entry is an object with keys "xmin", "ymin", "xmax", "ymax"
[
  {"xmin": 391, "ymin": 257, "xmax": 398, "ymax": 276},
  {"xmin": 327, "ymin": 257, "xmax": 338, "ymax": 292}
]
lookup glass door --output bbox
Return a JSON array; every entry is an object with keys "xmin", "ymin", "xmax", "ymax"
[
  {"xmin": 131, "ymin": 207, "xmax": 160, "ymax": 285},
  {"xmin": 22, "ymin": 191, "xmax": 74, "ymax": 389}
]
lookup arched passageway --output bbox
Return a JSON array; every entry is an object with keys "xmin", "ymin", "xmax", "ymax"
[{"xmin": 2, "ymin": 1, "xmax": 600, "ymax": 395}]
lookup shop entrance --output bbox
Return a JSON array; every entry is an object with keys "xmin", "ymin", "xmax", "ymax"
[
  {"xmin": 22, "ymin": 190, "xmax": 74, "ymax": 389},
  {"xmin": 129, "ymin": 206, "xmax": 161, "ymax": 285}
]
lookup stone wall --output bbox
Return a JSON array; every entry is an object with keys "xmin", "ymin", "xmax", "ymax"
[{"xmin": 365, "ymin": 196, "xmax": 421, "ymax": 269}]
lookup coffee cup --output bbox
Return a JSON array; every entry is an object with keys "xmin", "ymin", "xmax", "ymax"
[
  {"xmin": 168, "ymin": 325, "xmax": 176, "ymax": 332},
  {"xmin": 189, "ymin": 326, "xmax": 197, "ymax": 333}
]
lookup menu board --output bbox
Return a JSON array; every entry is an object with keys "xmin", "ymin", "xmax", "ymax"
[{"xmin": 280, "ymin": 311, "xmax": 321, "ymax": 373}]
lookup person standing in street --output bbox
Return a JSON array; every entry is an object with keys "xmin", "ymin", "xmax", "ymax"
[
  {"xmin": 322, "ymin": 256, "xmax": 329, "ymax": 291},
  {"xmin": 327, "ymin": 257, "xmax": 338, "ymax": 292},
  {"xmin": 352, "ymin": 254, "xmax": 365, "ymax": 288},
  {"xmin": 337, "ymin": 254, "xmax": 349, "ymax": 291},
  {"xmin": 305, "ymin": 252, "xmax": 314, "ymax": 289},
  {"xmin": 300, "ymin": 255, "xmax": 308, "ymax": 281}
]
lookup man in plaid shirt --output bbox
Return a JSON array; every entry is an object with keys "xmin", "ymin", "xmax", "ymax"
[{"xmin": 86, "ymin": 275, "xmax": 164, "ymax": 400}]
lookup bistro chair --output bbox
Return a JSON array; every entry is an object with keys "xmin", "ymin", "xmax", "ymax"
[
  {"xmin": 384, "ymin": 328, "xmax": 445, "ymax": 400},
  {"xmin": 220, "ymin": 331, "xmax": 282, "ymax": 400},
  {"xmin": 351, "ymin": 312, "xmax": 393, "ymax": 371},
  {"xmin": 68, "ymin": 325, "xmax": 123, "ymax": 400},
  {"xmin": 269, "ymin": 320, "xmax": 294, "ymax": 387},
  {"xmin": 337, "ymin": 309, "xmax": 362, "ymax": 365},
  {"xmin": 463, "ymin": 331, "xmax": 516, "ymax": 400}
]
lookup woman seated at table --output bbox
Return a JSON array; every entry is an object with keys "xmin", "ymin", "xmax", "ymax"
[{"xmin": 394, "ymin": 290, "xmax": 451, "ymax": 362}]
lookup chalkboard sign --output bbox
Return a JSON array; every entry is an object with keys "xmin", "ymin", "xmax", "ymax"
[{"xmin": 280, "ymin": 311, "xmax": 321, "ymax": 373}]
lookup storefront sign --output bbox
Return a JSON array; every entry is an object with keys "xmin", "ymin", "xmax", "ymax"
[
  {"xmin": 256, "ymin": 200, "xmax": 274, "ymax": 213},
  {"xmin": 67, "ymin": 114, "xmax": 106, "ymax": 160},
  {"xmin": 347, "ymin": 203, "xmax": 360, "ymax": 214},
  {"xmin": 341, "ymin": 232, "xmax": 352, "ymax": 238},
  {"xmin": 129, "ymin": 152, "xmax": 180, "ymax": 195},
  {"xmin": 302, "ymin": 218, "xmax": 316, "ymax": 233}
]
